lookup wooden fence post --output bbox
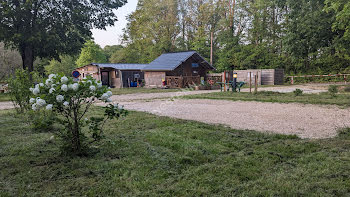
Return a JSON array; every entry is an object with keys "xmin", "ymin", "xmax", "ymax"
[
  {"xmin": 254, "ymin": 74, "xmax": 258, "ymax": 93},
  {"xmin": 249, "ymin": 72, "xmax": 252, "ymax": 93}
]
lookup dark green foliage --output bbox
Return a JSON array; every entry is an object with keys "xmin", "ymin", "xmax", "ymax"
[
  {"xmin": 45, "ymin": 55, "xmax": 78, "ymax": 76},
  {"xmin": 0, "ymin": 0, "xmax": 126, "ymax": 72},
  {"xmin": 7, "ymin": 69, "xmax": 40, "ymax": 113},
  {"xmin": 103, "ymin": 45, "xmax": 124, "ymax": 62},
  {"xmin": 294, "ymin": 89, "xmax": 303, "ymax": 96},
  {"xmin": 2, "ymin": 109, "xmax": 350, "ymax": 195},
  {"xmin": 118, "ymin": 0, "xmax": 350, "ymax": 75},
  {"xmin": 76, "ymin": 41, "xmax": 107, "ymax": 67}
]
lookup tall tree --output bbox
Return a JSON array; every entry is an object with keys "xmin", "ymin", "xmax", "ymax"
[
  {"xmin": 45, "ymin": 55, "xmax": 77, "ymax": 76},
  {"xmin": 325, "ymin": 0, "xmax": 350, "ymax": 59},
  {"xmin": 0, "ymin": 0, "xmax": 126, "ymax": 74},
  {"xmin": 103, "ymin": 45, "xmax": 124, "ymax": 62},
  {"xmin": 76, "ymin": 41, "xmax": 107, "ymax": 67}
]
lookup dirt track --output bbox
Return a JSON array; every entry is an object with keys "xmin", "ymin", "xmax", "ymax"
[
  {"xmin": 2, "ymin": 84, "xmax": 350, "ymax": 139},
  {"xmin": 116, "ymin": 98, "xmax": 350, "ymax": 139}
]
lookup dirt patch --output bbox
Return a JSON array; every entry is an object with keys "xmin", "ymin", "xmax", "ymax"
[
  {"xmin": 241, "ymin": 83, "xmax": 335, "ymax": 94},
  {"xmin": 0, "ymin": 102, "xmax": 14, "ymax": 110},
  {"xmin": 117, "ymin": 99, "xmax": 350, "ymax": 139}
]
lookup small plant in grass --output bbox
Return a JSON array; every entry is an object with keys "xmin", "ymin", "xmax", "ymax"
[
  {"xmin": 344, "ymin": 85, "xmax": 350, "ymax": 92},
  {"xmin": 293, "ymin": 88, "xmax": 303, "ymax": 96},
  {"xmin": 29, "ymin": 74, "xmax": 127, "ymax": 155},
  {"xmin": 328, "ymin": 85, "xmax": 338, "ymax": 97}
]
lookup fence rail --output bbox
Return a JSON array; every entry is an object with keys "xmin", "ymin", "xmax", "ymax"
[
  {"xmin": 287, "ymin": 74, "xmax": 350, "ymax": 84},
  {"xmin": 165, "ymin": 76, "xmax": 201, "ymax": 88}
]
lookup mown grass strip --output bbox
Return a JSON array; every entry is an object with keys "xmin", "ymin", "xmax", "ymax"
[
  {"xmin": 1, "ymin": 108, "xmax": 350, "ymax": 196},
  {"xmin": 182, "ymin": 91, "xmax": 350, "ymax": 106}
]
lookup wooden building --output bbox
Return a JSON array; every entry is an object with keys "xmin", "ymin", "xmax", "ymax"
[
  {"xmin": 75, "ymin": 63, "xmax": 147, "ymax": 88},
  {"xmin": 142, "ymin": 51, "xmax": 215, "ymax": 88},
  {"xmin": 233, "ymin": 69, "xmax": 284, "ymax": 85},
  {"xmin": 207, "ymin": 69, "xmax": 284, "ymax": 86}
]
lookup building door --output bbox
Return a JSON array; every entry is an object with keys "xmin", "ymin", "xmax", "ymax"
[{"xmin": 101, "ymin": 71, "xmax": 110, "ymax": 86}]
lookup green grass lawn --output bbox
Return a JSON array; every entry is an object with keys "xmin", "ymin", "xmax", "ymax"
[
  {"xmin": 183, "ymin": 91, "xmax": 350, "ymax": 106},
  {"xmin": 111, "ymin": 87, "xmax": 183, "ymax": 95},
  {"xmin": 0, "ymin": 93, "xmax": 11, "ymax": 102},
  {"xmin": 1, "ymin": 108, "xmax": 350, "ymax": 196}
]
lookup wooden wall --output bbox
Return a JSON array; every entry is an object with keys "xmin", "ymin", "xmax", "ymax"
[
  {"xmin": 213, "ymin": 69, "xmax": 285, "ymax": 85},
  {"xmin": 75, "ymin": 65, "xmax": 123, "ymax": 88},
  {"xmin": 274, "ymin": 69, "xmax": 284, "ymax": 85},
  {"xmin": 76, "ymin": 65, "xmax": 101, "ymax": 81},
  {"xmin": 233, "ymin": 70, "xmax": 262, "ymax": 85},
  {"xmin": 144, "ymin": 71, "xmax": 166, "ymax": 88},
  {"xmin": 167, "ymin": 56, "xmax": 209, "ymax": 78}
]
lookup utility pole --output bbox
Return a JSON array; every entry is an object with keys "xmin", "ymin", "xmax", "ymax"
[{"xmin": 210, "ymin": 32, "xmax": 213, "ymax": 66}]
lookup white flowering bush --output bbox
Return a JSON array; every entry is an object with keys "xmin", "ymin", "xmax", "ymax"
[{"xmin": 29, "ymin": 74, "xmax": 127, "ymax": 154}]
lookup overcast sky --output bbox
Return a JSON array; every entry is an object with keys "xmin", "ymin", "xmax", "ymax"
[{"xmin": 91, "ymin": 0, "xmax": 138, "ymax": 48}]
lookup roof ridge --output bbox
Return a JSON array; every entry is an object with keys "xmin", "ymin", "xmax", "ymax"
[
  {"xmin": 161, "ymin": 51, "xmax": 196, "ymax": 55},
  {"xmin": 93, "ymin": 63, "xmax": 148, "ymax": 65}
]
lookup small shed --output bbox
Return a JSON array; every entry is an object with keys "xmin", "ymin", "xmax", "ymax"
[
  {"xmin": 143, "ymin": 51, "xmax": 215, "ymax": 88},
  {"xmin": 75, "ymin": 63, "xmax": 147, "ymax": 88},
  {"xmin": 206, "ymin": 69, "xmax": 284, "ymax": 86},
  {"xmin": 233, "ymin": 69, "xmax": 284, "ymax": 85}
]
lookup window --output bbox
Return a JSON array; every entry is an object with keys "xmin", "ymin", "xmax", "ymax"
[{"xmin": 192, "ymin": 63, "xmax": 199, "ymax": 68}]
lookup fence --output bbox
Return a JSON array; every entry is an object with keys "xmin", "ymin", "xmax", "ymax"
[
  {"xmin": 165, "ymin": 76, "xmax": 201, "ymax": 88},
  {"xmin": 288, "ymin": 74, "xmax": 350, "ymax": 84}
]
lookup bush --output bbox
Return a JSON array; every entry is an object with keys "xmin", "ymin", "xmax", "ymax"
[
  {"xmin": 29, "ymin": 74, "xmax": 127, "ymax": 155},
  {"xmin": 328, "ymin": 85, "xmax": 338, "ymax": 97},
  {"xmin": 293, "ymin": 88, "xmax": 303, "ymax": 96},
  {"xmin": 8, "ymin": 69, "xmax": 33, "ymax": 113}
]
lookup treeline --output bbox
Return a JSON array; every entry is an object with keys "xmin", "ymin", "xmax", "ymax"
[{"xmin": 111, "ymin": 0, "xmax": 350, "ymax": 74}]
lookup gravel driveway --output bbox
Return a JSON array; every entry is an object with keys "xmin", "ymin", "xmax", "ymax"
[
  {"xmin": 2, "ymin": 86, "xmax": 350, "ymax": 139},
  {"xmin": 117, "ymin": 99, "xmax": 350, "ymax": 139},
  {"xmin": 241, "ymin": 83, "xmax": 333, "ymax": 94},
  {"xmin": 0, "ymin": 102, "xmax": 14, "ymax": 110}
]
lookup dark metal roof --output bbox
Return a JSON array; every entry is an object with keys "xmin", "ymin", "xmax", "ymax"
[
  {"xmin": 142, "ymin": 51, "xmax": 214, "ymax": 71},
  {"xmin": 90, "ymin": 63, "xmax": 148, "ymax": 70}
]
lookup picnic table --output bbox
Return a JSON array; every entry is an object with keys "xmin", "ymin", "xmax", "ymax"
[{"xmin": 217, "ymin": 81, "xmax": 245, "ymax": 92}]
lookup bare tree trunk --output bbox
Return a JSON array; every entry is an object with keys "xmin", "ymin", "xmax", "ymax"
[
  {"xmin": 19, "ymin": 44, "xmax": 35, "ymax": 80},
  {"xmin": 20, "ymin": 44, "xmax": 34, "ymax": 75},
  {"xmin": 72, "ymin": 109, "xmax": 81, "ymax": 154}
]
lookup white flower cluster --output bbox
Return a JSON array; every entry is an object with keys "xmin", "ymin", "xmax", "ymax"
[
  {"xmin": 30, "ymin": 97, "xmax": 51, "ymax": 111},
  {"xmin": 100, "ymin": 91, "xmax": 113, "ymax": 102},
  {"xmin": 49, "ymin": 74, "xmax": 57, "ymax": 79},
  {"xmin": 30, "ymin": 74, "xmax": 113, "ymax": 111},
  {"xmin": 56, "ymin": 95, "xmax": 64, "ymax": 103},
  {"xmin": 61, "ymin": 76, "xmax": 68, "ymax": 83}
]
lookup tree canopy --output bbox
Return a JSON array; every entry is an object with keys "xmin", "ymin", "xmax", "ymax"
[
  {"xmin": 45, "ymin": 55, "xmax": 77, "ymax": 76},
  {"xmin": 119, "ymin": 0, "xmax": 350, "ymax": 74},
  {"xmin": 0, "ymin": 0, "xmax": 126, "ymax": 73},
  {"xmin": 76, "ymin": 41, "xmax": 107, "ymax": 67}
]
